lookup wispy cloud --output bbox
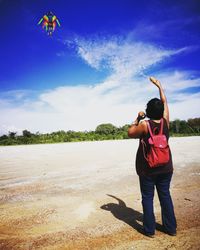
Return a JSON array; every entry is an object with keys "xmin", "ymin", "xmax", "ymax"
[
  {"xmin": 0, "ymin": 36, "xmax": 199, "ymax": 135},
  {"xmin": 132, "ymin": 15, "xmax": 200, "ymax": 45},
  {"xmin": 56, "ymin": 51, "xmax": 66, "ymax": 57},
  {"xmin": 75, "ymin": 37, "xmax": 181, "ymax": 75}
]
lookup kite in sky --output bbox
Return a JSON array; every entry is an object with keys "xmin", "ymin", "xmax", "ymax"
[{"xmin": 38, "ymin": 11, "xmax": 61, "ymax": 35}]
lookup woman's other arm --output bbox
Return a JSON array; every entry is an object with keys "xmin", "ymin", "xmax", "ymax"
[
  {"xmin": 128, "ymin": 111, "xmax": 147, "ymax": 138},
  {"xmin": 149, "ymin": 77, "xmax": 170, "ymax": 128}
]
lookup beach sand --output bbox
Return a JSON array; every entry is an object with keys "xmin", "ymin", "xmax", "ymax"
[{"xmin": 0, "ymin": 137, "xmax": 200, "ymax": 250}]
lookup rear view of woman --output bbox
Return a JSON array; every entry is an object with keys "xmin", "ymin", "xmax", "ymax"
[{"xmin": 128, "ymin": 77, "xmax": 177, "ymax": 237}]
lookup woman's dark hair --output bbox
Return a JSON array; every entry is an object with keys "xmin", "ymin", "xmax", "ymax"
[{"xmin": 146, "ymin": 98, "xmax": 164, "ymax": 120}]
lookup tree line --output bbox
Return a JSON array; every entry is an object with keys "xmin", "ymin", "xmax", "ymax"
[{"xmin": 0, "ymin": 118, "xmax": 199, "ymax": 146}]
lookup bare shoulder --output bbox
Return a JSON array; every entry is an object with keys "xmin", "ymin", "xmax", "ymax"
[
  {"xmin": 128, "ymin": 120, "xmax": 148, "ymax": 138},
  {"xmin": 140, "ymin": 120, "xmax": 148, "ymax": 134}
]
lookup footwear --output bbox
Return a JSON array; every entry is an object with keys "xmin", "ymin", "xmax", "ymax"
[
  {"xmin": 163, "ymin": 227, "xmax": 177, "ymax": 236},
  {"xmin": 167, "ymin": 232, "xmax": 176, "ymax": 236},
  {"xmin": 145, "ymin": 233, "xmax": 155, "ymax": 238}
]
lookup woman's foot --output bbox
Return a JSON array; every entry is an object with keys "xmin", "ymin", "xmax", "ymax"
[
  {"xmin": 167, "ymin": 231, "xmax": 177, "ymax": 236},
  {"xmin": 143, "ymin": 229, "xmax": 155, "ymax": 238},
  {"xmin": 145, "ymin": 233, "xmax": 155, "ymax": 238}
]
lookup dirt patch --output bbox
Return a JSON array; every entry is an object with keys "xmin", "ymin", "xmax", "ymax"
[{"xmin": 0, "ymin": 139, "xmax": 200, "ymax": 249}]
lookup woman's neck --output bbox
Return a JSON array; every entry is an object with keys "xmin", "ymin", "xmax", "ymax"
[{"xmin": 152, "ymin": 119, "xmax": 161, "ymax": 123}]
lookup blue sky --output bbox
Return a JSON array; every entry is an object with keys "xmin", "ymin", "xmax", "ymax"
[{"xmin": 0, "ymin": 0, "xmax": 200, "ymax": 134}]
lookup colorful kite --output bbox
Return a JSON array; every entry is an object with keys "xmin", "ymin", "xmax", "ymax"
[{"xmin": 38, "ymin": 11, "xmax": 61, "ymax": 35}]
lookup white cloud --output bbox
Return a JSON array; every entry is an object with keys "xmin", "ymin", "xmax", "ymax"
[
  {"xmin": 75, "ymin": 37, "xmax": 179, "ymax": 77},
  {"xmin": 0, "ymin": 36, "xmax": 199, "ymax": 135}
]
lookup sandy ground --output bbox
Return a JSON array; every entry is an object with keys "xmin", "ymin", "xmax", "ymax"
[{"xmin": 0, "ymin": 137, "xmax": 200, "ymax": 250}]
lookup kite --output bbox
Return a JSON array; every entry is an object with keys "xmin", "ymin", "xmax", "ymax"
[{"xmin": 38, "ymin": 11, "xmax": 61, "ymax": 35}]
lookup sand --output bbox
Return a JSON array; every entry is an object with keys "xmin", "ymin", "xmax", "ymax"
[{"xmin": 0, "ymin": 137, "xmax": 200, "ymax": 250}]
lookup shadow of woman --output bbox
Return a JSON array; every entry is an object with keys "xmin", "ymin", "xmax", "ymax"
[
  {"xmin": 101, "ymin": 194, "xmax": 163, "ymax": 235},
  {"xmin": 101, "ymin": 194, "xmax": 144, "ymax": 234}
]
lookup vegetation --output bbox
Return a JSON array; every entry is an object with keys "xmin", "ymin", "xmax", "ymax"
[{"xmin": 0, "ymin": 119, "xmax": 199, "ymax": 146}]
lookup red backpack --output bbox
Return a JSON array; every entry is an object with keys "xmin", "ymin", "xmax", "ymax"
[{"xmin": 141, "ymin": 118, "xmax": 170, "ymax": 168}]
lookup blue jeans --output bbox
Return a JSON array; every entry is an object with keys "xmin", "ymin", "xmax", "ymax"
[{"xmin": 139, "ymin": 172, "xmax": 177, "ymax": 235}]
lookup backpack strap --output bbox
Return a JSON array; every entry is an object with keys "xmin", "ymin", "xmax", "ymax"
[
  {"xmin": 158, "ymin": 118, "xmax": 164, "ymax": 135},
  {"xmin": 147, "ymin": 120, "xmax": 153, "ymax": 138},
  {"xmin": 141, "ymin": 138, "xmax": 148, "ymax": 161},
  {"xmin": 147, "ymin": 118, "xmax": 164, "ymax": 137},
  {"xmin": 141, "ymin": 120, "xmax": 151, "ymax": 162}
]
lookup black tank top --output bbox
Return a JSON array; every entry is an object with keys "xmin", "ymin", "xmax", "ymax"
[{"xmin": 136, "ymin": 118, "xmax": 173, "ymax": 176}]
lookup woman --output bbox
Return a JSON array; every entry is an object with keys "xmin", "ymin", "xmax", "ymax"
[{"xmin": 128, "ymin": 77, "xmax": 177, "ymax": 237}]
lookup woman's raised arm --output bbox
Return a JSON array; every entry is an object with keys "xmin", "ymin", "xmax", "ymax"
[{"xmin": 149, "ymin": 77, "xmax": 170, "ymax": 128}]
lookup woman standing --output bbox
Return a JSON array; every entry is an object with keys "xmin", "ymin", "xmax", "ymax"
[{"xmin": 128, "ymin": 77, "xmax": 177, "ymax": 237}]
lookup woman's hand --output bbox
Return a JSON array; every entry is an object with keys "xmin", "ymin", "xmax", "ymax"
[
  {"xmin": 133, "ymin": 111, "xmax": 146, "ymax": 126},
  {"xmin": 137, "ymin": 111, "xmax": 146, "ymax": 121},
  {"xmin": 149, "ymin": 76, "xmax": 161, "ymax": 88}
]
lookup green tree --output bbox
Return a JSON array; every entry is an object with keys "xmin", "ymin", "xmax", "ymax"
[
  {"xmin": 0, "ymin": 135, "xmax": 8, "ymax": 140},
  {"xmin": 22, "ymin": 130, "xmax": 32, "ymax": 137},
  {"xmin": 175, "ymin": 119, "xmax": 180, "ymax": 133},
  {"xmin": 9, "ymin": 131, "xmax": 17, "ymax": 139},
  {"xmin": 95, "ymin": 123, "xmax": 117, "ymax": 135},
  {"xmin": 188, "ymin": 118, "xmax": 200, "ymax": 133}
]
